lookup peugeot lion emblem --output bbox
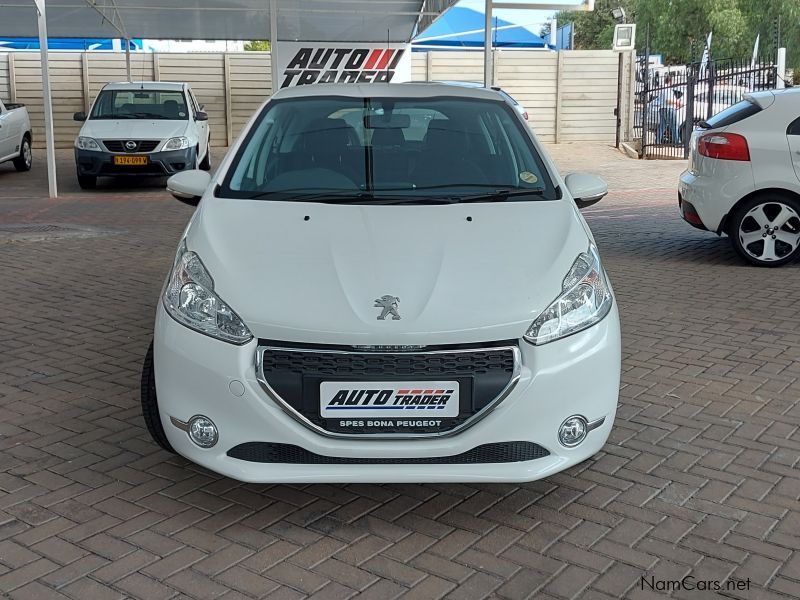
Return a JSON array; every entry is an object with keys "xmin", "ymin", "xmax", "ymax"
[
  {"xmin": 125, "ymin": 140, "xmax": 137, "ymax": 151},
  {"xmin": 374, "ymin": 295, "xmax": 401, "ymax": 320}
]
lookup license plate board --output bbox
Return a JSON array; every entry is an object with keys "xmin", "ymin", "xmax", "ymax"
[
  {"xmin": 320, "ymin": 381, "xmax": 459, "ymax": 418},
  {"xmin": 113, "ymin": 155, "xmax": 149, "ymax": 166}
]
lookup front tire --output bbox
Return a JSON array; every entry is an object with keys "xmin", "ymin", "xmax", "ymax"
[
  {"xmin": 141, "ymin": 342, "xmax": 176, "ymax": 453},
  {"xmin": 199, "ymin": 147, "xmax": 211, "ymax": 171},
  {"xmin": 729, "ymin": 193, "xmax": 800, "ymax": 267},
  {"xmin": 77, "ymin": 174, "xmax": 96, "ymax": 189},
  {"xmin": 12, "ymin": 136, "xmax": 32, "ymax": 172}
]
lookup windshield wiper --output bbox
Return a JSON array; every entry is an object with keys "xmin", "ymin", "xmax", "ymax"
[
  {"xmin": 243, "ymin": 190, "xmax": 370, "ymax": 202},
  {"xmin": 240, "ymin": 190, "xmax": 459, "ymax": 204},
  {"xmin": 455, "ymin": 188, "xmax": 547, "ymax": 203},
  {"xmin": 131, "ymin": 112, "xmax": 169, "ymax": 119}
]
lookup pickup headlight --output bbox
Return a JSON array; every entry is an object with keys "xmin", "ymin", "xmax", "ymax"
[
  {"xmin": 163, "ymin": 241, "xmax": 253, "ymax": 345},
  {"xmin": 163, "ymin": 137, "xmax": 190, "ymax": 151},
  {"xmin": 76, "ymin": 136, "xmax": 101, "ymax": 151},
  {"xmin": 524, "ymin": 245, "xmax": 613, "ymax": 345}
]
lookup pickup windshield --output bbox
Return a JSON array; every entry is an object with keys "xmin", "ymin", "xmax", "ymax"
[
  {"xmin": 90, "ymin": 90, "xmax": 189, "ymax": 120},
  {"xmin": 220, "ymin": 95, "xmax": 558, "ymax": 203}
]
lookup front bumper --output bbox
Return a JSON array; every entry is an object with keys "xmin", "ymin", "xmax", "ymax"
[
  {"xmin": 153, "ymin": 303, "xmax": 621, "ymax": 483},
  {"xmin": 75, "ymin": 147, "xmax": 196, "ymax": 177}
]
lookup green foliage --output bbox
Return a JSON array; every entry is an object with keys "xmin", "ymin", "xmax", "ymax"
[
  {"xmin": 244, "ymin": 40, "xmax": 270, "ymax": 51},
  {"xmin": 553, "ymin": 0, "xmax": 800, "ymax": 69},
  {"xmin": 554, "ymin": 0, "xmax": 635, "ymax": 51}
]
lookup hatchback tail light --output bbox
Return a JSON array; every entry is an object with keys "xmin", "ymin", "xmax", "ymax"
[
  {"xmin": 522, "ymin": 111, "xmax": 529, "ymax": 121},
  {"xmin": 697, "ymin": 132, "xmax": 750, "ymax": 161}
]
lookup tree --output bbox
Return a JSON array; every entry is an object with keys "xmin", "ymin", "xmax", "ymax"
[
  {"xmin": 244, "ymin": 40, "xmax": 270, "ymax": 51},
  {"xmin": 550, "ymin": 0, "xmax": 799, "ymax": 70},
  {"xmin": 553, "ymin": 0, "xmax": 635, "ymax": 51}
]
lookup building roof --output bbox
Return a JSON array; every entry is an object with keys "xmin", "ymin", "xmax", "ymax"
[{"xmin": 0, "ymin": 0, "xmax": 457, "ymax": 43}]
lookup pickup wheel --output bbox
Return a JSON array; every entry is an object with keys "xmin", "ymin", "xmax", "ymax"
[
  {"xmin": 12, "ymin": 136, "xmax": 32, "ymax": 172},
  {"xmin": 141, "ymin": 342, "xmax": 176, "ymax": 453},
  {"xmin": 77, "ymin": 174, "xmax": 97, "ymax": 190}
]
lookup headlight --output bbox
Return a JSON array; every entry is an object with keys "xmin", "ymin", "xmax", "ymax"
[
  {"xmin": 524, "ymin": 245, "xmax": 612, "ymax": 345},
  {"xmin": 163, "ymin": 241, "xmax": 253, "ymax": 345},
  {"xmin": 76, "ymin": 136, "xmax": 101, "ymax": 151},
  {"xmin": 163, "ymin": 137, "xmax": 190, "ymax": 151}
]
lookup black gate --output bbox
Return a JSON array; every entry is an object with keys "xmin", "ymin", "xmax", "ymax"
[{"xmin": 634, "ymin": 56, "xmax": 777, "ymax": 159}]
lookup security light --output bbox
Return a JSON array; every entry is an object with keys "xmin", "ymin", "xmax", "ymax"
[{"xmin": 611, "ymin": 7, "xmax": 626, "ymax": 23}]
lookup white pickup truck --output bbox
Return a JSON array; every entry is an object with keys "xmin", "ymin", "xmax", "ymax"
[
  {"xmin": 73, "ymin": 81, "xmax": 210, "ymax": 189},
  {"xmin": 0, "ymin": 99, "xmax": 32, "ymax": 172}
]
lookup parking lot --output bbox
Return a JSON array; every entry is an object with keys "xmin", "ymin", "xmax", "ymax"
[{"xmin": 0, "ymin": 144, "xmax": 798, "ymax": 599}]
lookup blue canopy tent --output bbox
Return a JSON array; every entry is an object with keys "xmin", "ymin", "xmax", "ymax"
[
  {"xmin": 0, "ymin": 38, "xmax": 142, "ymax": 51},
  {"xmin": 413, "ymin": 6, "xmax": 550, "ymax": 49}
]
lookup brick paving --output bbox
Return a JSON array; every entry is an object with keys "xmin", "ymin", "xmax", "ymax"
[{"xmin": 0, "ymin": 145, "xmax": 798, "ymax": 600}]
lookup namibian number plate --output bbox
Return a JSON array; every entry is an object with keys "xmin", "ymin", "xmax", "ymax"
[
  {"xmin": 113, "ymin": 155, "xmax": 148, "ymax": 166},
  {"xmin": 320, "ymin": 381, "xmax": 459, "ymax": 419}
]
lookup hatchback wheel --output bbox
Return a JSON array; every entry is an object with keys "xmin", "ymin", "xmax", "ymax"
[
  {"xmin": 730, "ymin": 194, "xmax": 800, "ymax": 266},
  {"xmin": 141, "ymin": 342, "xmax": 176, "ymax": 453}
]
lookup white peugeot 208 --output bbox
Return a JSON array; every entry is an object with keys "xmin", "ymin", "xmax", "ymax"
[{"xmin": 142, "ymin": 82, "xmax": 621, "ymax": 483}]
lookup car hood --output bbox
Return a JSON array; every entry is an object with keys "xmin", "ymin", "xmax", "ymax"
[
  {"xmin": 80, "ymin": 119, "xmax": 188, "ymax": 142},
  {"xmin": 188, "ymin": 198, "xmax": 592, "ymax": 345}
]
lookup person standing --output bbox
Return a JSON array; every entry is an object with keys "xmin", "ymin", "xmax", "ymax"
[{"xmin": 656, "ymin": 75, "xmax": 682, "ymax": 144}]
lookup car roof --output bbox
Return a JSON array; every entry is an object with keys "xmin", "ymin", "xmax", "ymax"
[
  {"xmin": 271, "ymin": 82, "xmax": 505, "ymax": 102},
  {"xmin": 102, "ymin": 81, "xmax": 186, "ymax": 91}
]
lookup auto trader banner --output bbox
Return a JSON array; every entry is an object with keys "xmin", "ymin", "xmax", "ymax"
[{"xmin": 275, "ymin": 42, "xmax": 411, "ymax": 88}]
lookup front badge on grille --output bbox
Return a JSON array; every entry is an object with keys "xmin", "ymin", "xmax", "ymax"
[
  {"xmin": 374, "ymin": 295, "xmax": 400, "ymax": 320},
  {"xmin": 125, "ymin": 140, "xmax": 137, "ymax": 151}
]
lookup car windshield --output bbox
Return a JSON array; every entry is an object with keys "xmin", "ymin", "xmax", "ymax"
[
  {"xmin": 220, "ymin": 95, "xmax": 558, "ymax": 203},
  {"xmin": 90, "ymin": 89, "xmax": 189, "ymax": 120}
]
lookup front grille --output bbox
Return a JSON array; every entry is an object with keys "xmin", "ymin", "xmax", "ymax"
[
  {"xmin": 227, "ymin": 442, "xmax": 549, "ymax": 464},
  {"xmin": 103, "ymin": 140, "xmax": 160, "ymax": 153},
  {"xmin": 258, "ymin": 344, "xmax": 518, "ymax": 436}
]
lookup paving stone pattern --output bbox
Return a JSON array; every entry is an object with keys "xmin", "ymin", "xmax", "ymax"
[{"xmin": 0, "ymin": 146, "xmax": 798, "ymax": 599}]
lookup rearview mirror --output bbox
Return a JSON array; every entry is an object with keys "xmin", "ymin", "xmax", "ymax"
[
  {"xmin": 564, "ymin": 173, "xmax": 608, "ymax": 209},
  {"xmin": 364, "ymin": 114, "xmax": 411, "ymax": 129},
  {"xmin": 167, "ymin": 169, "xmax": 211, "ymax": 207},
  {"xmin": 73, "ymin": 111, "xmax": 87, "ymax": 122},
  {"xmin": 195, "ymin": 111, "xmax": 209, "ymax": 122}
]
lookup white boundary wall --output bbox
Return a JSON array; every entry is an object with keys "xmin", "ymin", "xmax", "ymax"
[{"xmin": 0, "ymin": 50, "xmax": 631, "ymax": 148}]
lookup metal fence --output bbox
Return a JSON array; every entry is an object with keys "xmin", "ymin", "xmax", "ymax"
[{"xmin": 634, "ymin": 55, "xmax": 777, "ymax": 159}]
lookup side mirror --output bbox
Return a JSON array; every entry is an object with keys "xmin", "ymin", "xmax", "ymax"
[
  {"xmin": 195, "ymin": 111, "xmax": 208, "ymax": 122},
  {"xmin": 73, "ymin": 111, "xmax": 87, "ymax": 122},
  {"xmin": 167, "ymin": 169, "xmax": 211, "ymax": 207},
  {"xmin": 564, "ymin": 173, "xmax": 608, "ymax": 209}
]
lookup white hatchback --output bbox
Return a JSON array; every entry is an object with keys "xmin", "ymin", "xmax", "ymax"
[
  {"xmin": 142, "ymin": 83, "xmax": 621, "ymax": 483},
  {"xmin": 679, "ymin": 88, "xmax": 800, "ymax": 266}
]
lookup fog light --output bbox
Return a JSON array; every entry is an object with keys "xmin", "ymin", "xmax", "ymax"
[
  {"xmin": 558, "ymin": 415, "xmax": 588, "ymax": 447},
  {"xmin": 188, "ymin": 415, "xmax": 218, "ymax": 448}
]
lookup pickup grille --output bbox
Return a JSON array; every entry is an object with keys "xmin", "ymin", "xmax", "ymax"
[{"xmin": 103, "ymin": 140, "xmax": 160, "ymax": 153}]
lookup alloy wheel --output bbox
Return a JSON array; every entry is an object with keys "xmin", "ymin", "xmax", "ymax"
[
  {"xmin": 738, "ymin": 201, "xmax": 800, "ymax": 262},
  {"xmin": 23, "ymin": 141, "xmax": 32, "ymax": 168}
]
